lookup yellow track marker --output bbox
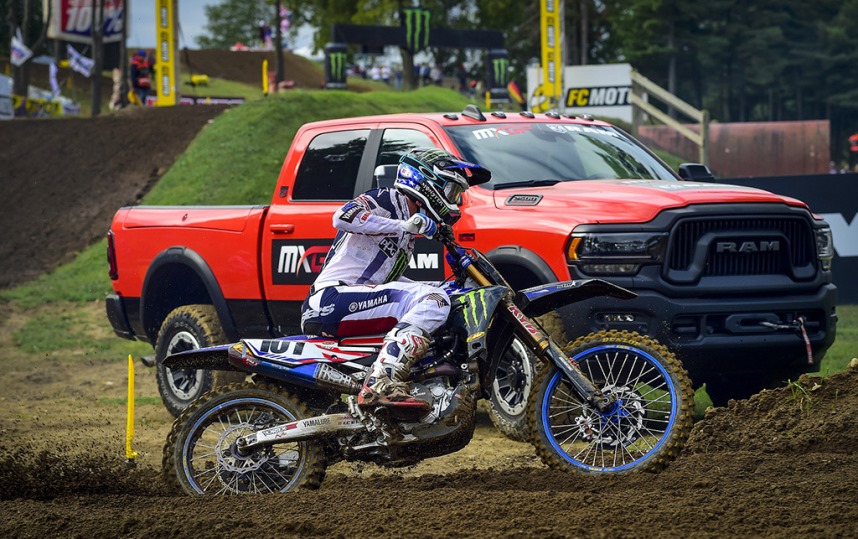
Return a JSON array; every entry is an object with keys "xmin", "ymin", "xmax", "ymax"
[{"xmin": 126, "ymin": 354, "xmax": 139, "ymax": 462}]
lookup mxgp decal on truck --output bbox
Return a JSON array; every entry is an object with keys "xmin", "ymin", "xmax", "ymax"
[{"xmin": 272, "ymin": 238, "xmax": 445, "ymax": 285}]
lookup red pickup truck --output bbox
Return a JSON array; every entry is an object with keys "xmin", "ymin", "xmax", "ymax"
[{"xmin": 106, "ymin": 105, "xmax": 837, "ymax": 437}]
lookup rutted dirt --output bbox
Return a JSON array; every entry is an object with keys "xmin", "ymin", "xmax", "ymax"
[
  {"xmin": 0, "ymin": 324, "xmax": 855, "ymax": 538},
  {"xmin": 1, "ymin": 77, "xmax": 857, "ymax": 537}
]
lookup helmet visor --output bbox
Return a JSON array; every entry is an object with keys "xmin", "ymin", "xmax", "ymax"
[{"xmin": 443, "ymin": 181, "xmax": 465, "ymax": 205}]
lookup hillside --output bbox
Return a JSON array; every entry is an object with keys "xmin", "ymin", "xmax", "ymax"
[{"xmin": 0, "ymin": 86, "xmax": 472, "ymax": 291}]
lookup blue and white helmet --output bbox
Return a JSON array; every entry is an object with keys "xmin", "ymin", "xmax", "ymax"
[{"xmin": 394, "ymin": 148, "xmax": 491, "ymax": 225}]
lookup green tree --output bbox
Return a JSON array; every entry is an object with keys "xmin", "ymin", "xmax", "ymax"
[{"xmin": 197, "ymin": 0, "xmax": 271, "ymax": 49}]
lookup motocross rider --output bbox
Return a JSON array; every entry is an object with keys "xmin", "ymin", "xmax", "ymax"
[{"xmin": 301, "ymin": 148, "xmax": 491, "ymax": 411}]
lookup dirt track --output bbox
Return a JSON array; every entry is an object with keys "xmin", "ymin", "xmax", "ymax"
[
  {"xmin": 1, "ymin": 87, "xmax": 857, "ymax": 537},
  {"xmin": 0, "ymin": 333, "xmax": 855, "ymax": 538}
]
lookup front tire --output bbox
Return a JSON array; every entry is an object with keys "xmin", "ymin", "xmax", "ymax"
[
  {"xmin": 162, "ymin": 382, "xmax": 326, "ymax": 494},
  {"xmin": 529, "ymin": 330, "xmax": 693, "ymax": 474},
  {"xmin": 155, "ymin": 304, "xmax": 244, "ymax": 417}
]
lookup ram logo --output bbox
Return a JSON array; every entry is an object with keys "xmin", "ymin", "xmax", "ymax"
[{"xmin": 716, "ymin": 240, "xmax": 780, "ymax": 253}]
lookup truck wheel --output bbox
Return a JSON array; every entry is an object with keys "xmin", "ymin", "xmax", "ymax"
[
  {"xmin": 155, "ymin": 305, "xmax": 244, "ymax": 417},
  {"xmin": 488, "ymin": 312, "xmax": 568, "ymax": 442}
]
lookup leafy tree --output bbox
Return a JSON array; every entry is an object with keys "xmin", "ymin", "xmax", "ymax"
[{"xmin": 197, "ymin": 0, "xmax": 271, "ymax": 49}]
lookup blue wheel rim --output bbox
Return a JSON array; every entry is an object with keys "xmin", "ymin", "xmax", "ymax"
[{"xmin": 540, "ymin": 344, "xmax": 678, "ymax": 472}]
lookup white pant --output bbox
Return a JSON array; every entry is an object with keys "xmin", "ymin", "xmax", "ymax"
[{"xmin": 301, "ymin": 281, "xmax": 451, "ymax": 338}]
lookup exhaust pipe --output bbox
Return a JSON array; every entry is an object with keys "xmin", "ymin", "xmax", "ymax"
[{"xmin": 237, "ymin": 413, "xmax": 365, "ymax": 452}]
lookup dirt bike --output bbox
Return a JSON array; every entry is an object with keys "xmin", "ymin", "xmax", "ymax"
[{"xmin": 162, "ymin": 223, "xmax": 694, "ymax": 494}]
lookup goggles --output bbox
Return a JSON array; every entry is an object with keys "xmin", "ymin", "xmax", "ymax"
[{"xmin": 443, "ymin": 180, "xmax": 466, "ymax": 205}]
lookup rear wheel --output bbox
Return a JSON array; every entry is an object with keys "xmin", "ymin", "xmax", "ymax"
[
  {"xmin": 162, "ymin": 382, "xmax": 326, "ymax": 494},
  {"xmin": 488, "ymin": 311, "xmax": 567, "ymax": 442},
  {"xmin": 529, "ymin": 330, "xmax": 693, "ymax": 474},
  {"xmin": 155, "ymin": 305, "xmax": 245, "ymax": 417}
]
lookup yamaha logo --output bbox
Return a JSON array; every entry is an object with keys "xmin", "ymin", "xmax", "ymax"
[{"xmin": 716, "ymin": 240, "xmax": 780, "ymax": 253}]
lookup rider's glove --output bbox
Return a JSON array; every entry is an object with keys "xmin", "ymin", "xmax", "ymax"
[{"xmin": 401, "ymin": 213, "xmax": 437, "ymax": 239}]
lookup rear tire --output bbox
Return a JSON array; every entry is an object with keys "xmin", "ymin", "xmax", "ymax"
[
  {"xmin": 155, "ymin": 304, "xmax": 245, "ymax": 417},
  {"xmin": 162, "ymin": 382, "xmax": 326, "ymax": 494}
]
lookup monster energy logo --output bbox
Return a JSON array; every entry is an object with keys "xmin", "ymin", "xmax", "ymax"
[
  {"xmin": 492, "ymin": 58, "xmax": 509, "ymax": 87},
  {"xmin": 385, "ymin": 250, "xmax": 409, "ymax": 283},
  {"xmin": 403, "ymin": 7, "xmax": 431, "ymax": 53},
  {"xmin": 329, "ymin": 52, "xmax": 347, "ymax": 82},
  {"xmin": 458, "ymin": 289, "xmax": 487, "ymax": 327}
]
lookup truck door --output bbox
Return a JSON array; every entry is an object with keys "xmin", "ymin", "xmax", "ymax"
[{"xmin": 261, "ymin": 125, "xmax": 376, "ymax": 335}]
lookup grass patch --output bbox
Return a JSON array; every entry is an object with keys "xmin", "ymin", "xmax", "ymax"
[
  {"xmin": 145, "ymin": 86, "xmax": 472, "ymax": 206},
  {"xmin": 819, "ymin": 304, "xmax": 858, "ymax": 376},
  {"xmin": 180, "ymin": 77, "xmax": 265, "ymax": 101},
  {"xmin": 1, "ymin": 239, "xmax": 112, "ymax": 309},
  {"xmin": 11, "ymin": 302, "xmax": 152, "ymax": 359}
]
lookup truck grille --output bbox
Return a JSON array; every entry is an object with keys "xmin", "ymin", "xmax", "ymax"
[{"xmin": 667, "ymin": 216, "xmax": 815, "ymax": 278}]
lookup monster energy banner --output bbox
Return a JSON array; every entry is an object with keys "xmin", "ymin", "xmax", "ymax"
[
  {"xmin": 487, "ymin": 49, "xmax": 510, "ymax": 102},
  {"xmin": 325, "ymin": 43, "xmax": 348, "ymax": 89},
  {"xmin": 326, "ymin": 17, "xmax": 504, "ymax": 89},
  {"xmin": 329, "ymin": 24, "xmax": 502, "ymax": 51},
  {"xmin": 402, "ymin": 7, "xmax": 431, "ymax": 53}
]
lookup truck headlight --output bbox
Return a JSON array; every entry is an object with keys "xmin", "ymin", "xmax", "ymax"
[
  {"xmin": 816, "ymin": 227, "xmax": 833, "ymax": 270},
  {"xmin": 567, "ymin": 232, "xmax": 667, "ymax": 275}
]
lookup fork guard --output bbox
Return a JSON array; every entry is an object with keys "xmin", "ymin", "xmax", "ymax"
[{"xmin": 515, "ymin": 279, "xmax": 636, "ymax": 318}]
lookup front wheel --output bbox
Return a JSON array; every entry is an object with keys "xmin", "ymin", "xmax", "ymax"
[
  {"xmin": 529, "ymin": 330, "xmax": 693, "ymax": 474},
  {"xmin": 162, "ymin": 382, "xmax": 327, "ymax": 495}
]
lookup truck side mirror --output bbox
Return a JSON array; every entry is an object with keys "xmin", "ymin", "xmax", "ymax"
[
  {"xmin": 373, "ymin": 164, "xmax": 399, "ymax": 189},
  {"xmin": 678, "ymin": 163, "xmax": 715, "ymax": 181}
]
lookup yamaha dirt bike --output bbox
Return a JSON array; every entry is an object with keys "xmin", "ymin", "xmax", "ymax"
[{"xmin": 162, "ymin": 224, "xmax": 694, "ymax": 494}]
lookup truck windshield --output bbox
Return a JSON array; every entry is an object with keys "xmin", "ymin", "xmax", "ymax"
[{"xmin": 444, "ymin": 123, "xmax": 678, "ymax": 188}]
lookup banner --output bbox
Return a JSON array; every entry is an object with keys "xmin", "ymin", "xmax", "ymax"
[
  {"xmin": 46, "ymin": 0, "xmax": 126, "ymax": 44},
  {"xmin": 324, "ymin": 42, "xmax": 348, "ymax": 89},
  {"xmin": 0, "ymin": 75, "xmax": 13, "ymax": 120},
  {"xmin": 535, "ymin": 0, "xmax": 564, "ymax": 112},
  {"xmin": 526, "ymin": 63, "xmax": 633, "ymax": 121},
  {"xmin": 11, "ymin": 28, "xmax": 33, "ymax": 67},
  {"xmin": 402, "ymin": 7, "xmax": 430, "ymax": 54},
  {"xmin": 66, "ymin": 44, "xmax": 94, "ymax": 77},
  {"xmin": 155, "ymin": 0, "xmax": 178, "ymax": 106},
  {"xmin": 49, "ymin": 62, "xmax": 61, "ymax": 96},
  {"xmin": 486, "ymin": 49, "xmax": 510, "ymax": 103}
]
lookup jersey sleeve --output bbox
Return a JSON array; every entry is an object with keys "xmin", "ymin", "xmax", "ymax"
[{"xmin": 332, "ymin": 191, "xmax": 404, "ymax": 236}]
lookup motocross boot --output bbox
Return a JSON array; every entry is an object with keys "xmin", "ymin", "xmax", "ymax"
[{"xmin": 357, "ymin": 323, "xmax": 432, "ymax": 412}]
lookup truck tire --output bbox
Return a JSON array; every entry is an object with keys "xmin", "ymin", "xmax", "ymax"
[
  {"xmin": 155, "ymin": 305, "xmax": 245, "ymax": 417},
  {"xmin": 487, "ymin": 311, "xmax": 568, "ymax": 442}
]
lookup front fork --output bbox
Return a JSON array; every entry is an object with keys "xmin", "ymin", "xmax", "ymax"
[{"xmin": 464, "ymin": 265, "xmax": 615, "ymax": 413}]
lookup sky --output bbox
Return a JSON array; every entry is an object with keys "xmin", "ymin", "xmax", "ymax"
[{"xmin": 126, "ymin": 0, "xmax": 317, "ymax": 56}]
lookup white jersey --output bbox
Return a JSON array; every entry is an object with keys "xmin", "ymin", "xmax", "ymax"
[{"xmin": 313, "ymin": 188, "xmax": 415, "ymax": 288}]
